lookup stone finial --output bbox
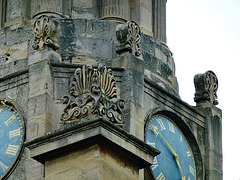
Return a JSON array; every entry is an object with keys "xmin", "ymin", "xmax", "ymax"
[
  {"xmin": 61, "ymin": 65, "xmax": 125, "ymax": 127},
  {"xmin": 116, "ymin": 21, "xmax": 141, "ymax": 56},
  {"xmin": 32, "ymin": 15, "xmax": 59, "ymax": 51},
  {"xmin": 194, "ymin": 70, "xmax": 218, "ymax": 105}
]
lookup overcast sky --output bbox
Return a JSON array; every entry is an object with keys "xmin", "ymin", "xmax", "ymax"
[{"xmin": 167, "ymin": 0, "xmax": 240, "ymax": 179}]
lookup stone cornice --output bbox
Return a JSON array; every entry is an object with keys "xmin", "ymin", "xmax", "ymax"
[{"xmin": 25, "ymin": 117, "xmax": 159, "ymax": 168}]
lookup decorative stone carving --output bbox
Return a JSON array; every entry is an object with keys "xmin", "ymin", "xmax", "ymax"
[
  {"xmin": 194, "ymin": 70, "xmax": 218, "ymax": 105},
  {"xmin": 116, "ymin": 21, "xmax": 141, "ymax": 56},
  {"xmin": 61, "ymin": 65, "xmax": 125, "ymax": 127},
  {"xmin": 32, "ymin": 15, "xmax": 59, "ymax": 51}
]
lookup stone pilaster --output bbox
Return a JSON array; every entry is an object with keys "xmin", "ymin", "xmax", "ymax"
[
  {"xmin": 196, "ymin": 102, "xmax": 222, "ymax": 179},
  {"xmin": 112, "ymin": 54, "xmax": 145, "ymax": 140},
  {"xmin": 130, "ymin": 0, "xmax": 153, "ymax": 36},
  {"xmin": 27, "ymin": 49, "xmax": 61, "ymax": 141},
  {"xmin": 152, "ymin": 0, "xmax": 167, "ymax": 43},
  {"xmin": 194, "ymin": 71, "xmax": 222, "ymax": 179},
  {"xmin": 26, "ymin": 49, "xmax": 61, "ymax": 180},
  {"xmin": 101, "ymin": 0, "xmax": 130, "ymax": 23}
]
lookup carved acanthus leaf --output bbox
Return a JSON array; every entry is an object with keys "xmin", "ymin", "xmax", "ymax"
[
  {"xmin": 32, "ymin": 15, "xmax": 59, "ymax": 51},
  {"xmin": 61, "ymin": 65, "xmax": 125, "ymax": 127},
  {"xmin": 194, "ymin": 70, "xmax": 218, "ymax": 105},
  {"xmin": 116, "ymin": 21, "xmax": 141, "ymax": 56}
]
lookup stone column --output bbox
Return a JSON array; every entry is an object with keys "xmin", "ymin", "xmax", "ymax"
[
  {"xmin": 31, "ymin": 0, "xmax": 72, "ymax": 18},
  {"xmin": 152, "ymin": 0, "xmax": 167, "ymax": 43},
  {"xmin": 101, "ymin": 0, "xmax": 130, "ymax": 23}
]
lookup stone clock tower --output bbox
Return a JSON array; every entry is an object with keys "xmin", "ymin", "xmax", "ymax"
[{"xmin": 0, "ymin": 0, "xmax": 222, "ymax": 180}]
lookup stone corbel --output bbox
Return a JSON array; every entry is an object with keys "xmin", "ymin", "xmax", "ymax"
[
  {"xmin": 61, "ymin": 65, "xmax": 125, "ymax": 127},
  {"xmin": 32, "ymin": 15, "xmax": 60, "ymax": 51},
  {"xmin": 116, "ymin": 21, "xmax": 141, "ymax": 56},
  {"xmin": 194, "ymin": 70, "xmax": 218, "ymax": 105}
]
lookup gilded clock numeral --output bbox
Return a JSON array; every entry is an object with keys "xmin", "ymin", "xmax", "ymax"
[
  {"xmin": 156, "ymin": 118, "xmax": 166, "ymax": 131},
  {"xmin": 4, "ymin": 114, "xmax": 16, "ymax": 126},
  {"xmin": 9, "ymin": 128, "xmax": 21, "ymax": 139},
  {"xmin": 187, "ymin": 176, "xmax": 191, "ymax": 180},
  {"xmin": 146, "ymin": 140, "xmax": 155, "ymax": 148},
  {"xmin": 0, "ymin": 161, "xmax": 8, "ymax": 172},
  {"xmin": 151, "ymin": 157, "xmax": 158, "ymax": 171},
  {"xmin": 180, "ymin": 134, "xmax": 183, "ymax": 142},
  {"xmin": 6, "ymin": 144, "xmax": 19, "ymax": 156},
  {"xmin": 156, "ymin": 172, "xmax": 165, "ymax": 180},
  {"xmin": 189, "ymin": 165, "xmax": 195, "ymax": 176},
  {"xmin": 186, "ymin": 151, "xmax": 191, "ymax": 157},
  {"xmin": 148, "ymin": 125, "xmax": 158, "ymax": 137},
  {"xmin": 167, "ymin": 120, "xmax": 175, "ymax": 134}
]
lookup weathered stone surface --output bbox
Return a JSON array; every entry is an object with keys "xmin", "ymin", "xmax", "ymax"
[
  {"xmin": 194, "ymin": 71, "xmax": 218, "ymax": 105},
  {"xmin": 0, "ymin": 1, "xmax": 222, "ymax": 179},
  {"xmin": 25, "ymin": 118, "xmax": 159, "ymax": 180}
]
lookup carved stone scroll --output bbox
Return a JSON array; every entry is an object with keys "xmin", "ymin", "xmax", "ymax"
[
  {"xmin": 116, "ymin": 21, "xmax": 141, "ymax": 56},
  {"xmin": 61, "ymin": 65, "xmax": 125, "ymax": 127},
  {"xmin": 194, "ymin": 70, "xmax": 218, "ymax": 105},
  {"xmin": 32, "ymin": 15, "xmax": 59, "ymax": 51}
]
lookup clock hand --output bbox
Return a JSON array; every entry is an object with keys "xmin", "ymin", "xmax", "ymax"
[{"xmin": 151, "ymin": 125, "xmax": 186, "ymax": 180}]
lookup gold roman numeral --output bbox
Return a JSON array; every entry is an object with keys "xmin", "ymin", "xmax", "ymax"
[
  {"xmin": 180, "ymin": 134, "xmax": 183, "ymax": 142},
  {"xmin": 148, "ymin": 125, "xmax": 158, "ymax": 137},
  {"xmin": 4, "ymin": 114, "xmax": 16, "ymax": 126},
  {"xmin": 156, "ymin": 118, "xmax": 166, "ymax": 131},
  {"xmin": 6, "ymin": 144, "xmax": 19, "ymax": 156},
  {"xmin": 187, "ymin": 176, "xmax": 191, "ymax": 180},
  {"xmin": 146, "ymin": 140, "xmax": 155, "ymax": 148},
  {"xmin": 189, "ymin": 165, "xmax": 195, "ymax": 176},
  {"xmin": 151, "ymin": 157, "xmax": 158, "ymax": 171},
  {"xmin": 9, "ymin": 128, "xmax": 21, "ymax": 139},
  {"xmin": 156, "ymin": 172, "xmax": 165, "ymax": 180},
  {"xmin": 167, "ymin": 120, "xmax": 175, "ymax": 134},
  {"xmin": 0, "ymin": 161, "xmax": 8, "ymax": 172},
  {"xmin": 186, "ymin": 151, "xmax": 191, "ymax": 157}
]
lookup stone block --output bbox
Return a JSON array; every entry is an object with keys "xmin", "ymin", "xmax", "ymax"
[
  {"xmin": 155, "ymin": 48, "xmax": 167, "ymax": 64},
  {"xmin": 27, "ymin": 113, "xmax": 53, "ymax": 140},
  {"xmin": 0, "ymin": 41, "xmax": 28, "ymax": 62},
  {"xmin": 28, "ymin": 62, "xmax": 53, "ymax": 98}
]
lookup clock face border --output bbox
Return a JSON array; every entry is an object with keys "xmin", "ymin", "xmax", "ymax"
[
  {"xmin": 0, "ymin": 102, "xmax": 26, "ymax": 179},
  {"xmin": 144, "ymin": 110, "xmax": 204, "ymax": 180}
]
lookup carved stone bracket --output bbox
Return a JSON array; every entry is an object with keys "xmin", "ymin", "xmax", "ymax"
[
  {"xmin": 116, "ymin": 21, "xmax": 141, "ymax": 56},
  {"xmin": 194, "ymin": 70, "xmax": 218, "ymax": 105},
  {"xmin": 61, "ymin": 65, "xmax": 125, "ymax": 127},
  {"xmin": 32, "ymin": 15, "xmax": 59, "ymax": 51}
]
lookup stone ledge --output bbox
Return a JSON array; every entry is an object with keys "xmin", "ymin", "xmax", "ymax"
[{"xmin": 25, "ymin": 117, "xmax": 159, "ymax": 169}]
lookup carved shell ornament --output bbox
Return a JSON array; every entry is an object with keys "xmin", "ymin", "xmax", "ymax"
[
  {"xmin": 32, "ymin": 15, "xmax": 59, "ymax": 51},
  {"xmin": 194, "ymin": 70, "xmax": 218, "ymax": 105},
  {"xmin": 127, "ymin": 21, "xmax": 141, "ymax": 56},
  {"xmin": 116, "ymin": 21, "xmax": 141, "ymax": 56},
  {"xmin": 61, "ymin": 65, "xmax": 125, "ymax": 127}
]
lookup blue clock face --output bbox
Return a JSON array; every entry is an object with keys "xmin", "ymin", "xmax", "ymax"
[
  {"xmin": 0, "ymin": 105, "xmax": 24, "ymax": 179},
  {"xmin": 146, "ymin": 114, "xmax": 196, "ymax": 180}
]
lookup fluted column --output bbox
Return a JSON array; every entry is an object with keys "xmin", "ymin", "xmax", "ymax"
[
  {"xmin": 153, "ymin": 0, "xmax": 167, "ymax": 43},
  {"xmin": 101, "ymin": 0, "xmax": 130, "ymax": 23}
]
